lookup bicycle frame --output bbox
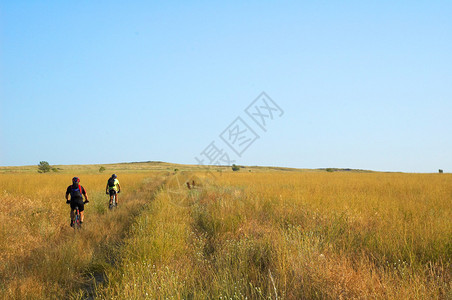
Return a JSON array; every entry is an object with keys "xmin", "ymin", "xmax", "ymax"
[
  {"xmin": 109, "ymin": 192, "xmax": 117, "ymax": 210},
  {"xmin": 74, "ymin": 206, "xmax": 82, "ymax": 229}
]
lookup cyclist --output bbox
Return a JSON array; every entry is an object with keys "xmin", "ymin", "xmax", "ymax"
[
  {"xmin": 65, "ymin": 177, "xmax": 89, "ymax": 227},
  {"xmin": 106, "ymin": 174, "xmax": 121, "ymax": 207}
]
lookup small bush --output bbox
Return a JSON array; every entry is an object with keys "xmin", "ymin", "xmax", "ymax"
[
  {"xmin": 99, "ymin": 166, "xmax": 106, "ymax": 173},
  {"xmin": 232, "ymin": 164, "xmax": 240, "ymax": 172},
  {"xmin": 38, "ymin": 161, "xmax": 51, "ymax": 173},
  {"xmin": 438, "ymin": 169, "xmax": 443, "ymax": 173}
]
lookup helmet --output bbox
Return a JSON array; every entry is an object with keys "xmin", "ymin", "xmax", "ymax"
[
  {"xmin": 112, "ymin": 174, "xmax": 117, "ymax": 179},
  {"xmin": 72, "ymin": 177, "xmax": 80, "ymax": 184}
]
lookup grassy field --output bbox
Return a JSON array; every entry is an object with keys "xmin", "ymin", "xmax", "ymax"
[
  {"xmin": 0, "ymin": 171, "xmax": 168, "ymax": 299},
  {"xmin": 0, "ymin": 164, "xmax": 450, "ymax": 299},
  {"xmin": 95, "ymin": 171, "xmax": 451, "ymax": 299}
]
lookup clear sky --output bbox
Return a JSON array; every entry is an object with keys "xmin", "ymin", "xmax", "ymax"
[{"xmin": 1, "ymin": 1, "xmax": 451, "ymax": 172}]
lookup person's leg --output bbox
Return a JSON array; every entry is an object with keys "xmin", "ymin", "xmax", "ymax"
[
  {"xmin": 115, "ymin": 192, "xmax": 119, "ymax": 205},
  {"xmin": 70, "ymin": 208, "xmax": 75, "ymax": 226},
  {"xmin": 78, "ymin": 201, "xmax": 85, "ymax": 222},
  {"xmin": 109, "ymin": 190, "xmax": 114, "ymax": 205}
]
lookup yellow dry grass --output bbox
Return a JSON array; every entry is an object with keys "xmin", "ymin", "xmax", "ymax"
[
  {"xmin": 0, "ymin": 172, "xmax": 166, "ymax": 299},
  {"xmin": 1, "ymin": 169, "xmax": 451, "ymax": 299},
  {"xmin": 95, "ymin": 171, "xmax": 451, "ymax": 299},
  {"xmin": 208, "ymin": 172, "xmax": 451, "ymax": 299}
]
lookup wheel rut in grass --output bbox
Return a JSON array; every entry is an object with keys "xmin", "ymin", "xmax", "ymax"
[{"xmin": 79, "ymin": 174, "xmax": 170, "ymax": 300}]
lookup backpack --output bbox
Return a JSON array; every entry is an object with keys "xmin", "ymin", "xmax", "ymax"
[
  {"xmin": 108, "ymin": 177, "xmax": 116, "ymax": 188},
  {"xmin": 70, "ymin": 184, "xmax": 83, "ymax": 198}
]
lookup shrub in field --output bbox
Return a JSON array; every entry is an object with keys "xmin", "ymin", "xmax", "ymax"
[
  {"xmin": 232, "ymin": 164, "xmax": 240, "ymax": 171},
  {"xmin": 99, "ymin": 166, "xmax": 106, "ymax": 173},
  {"xmin": 37, "ymin": 161, "xmax": 51, "ymax": 173}
]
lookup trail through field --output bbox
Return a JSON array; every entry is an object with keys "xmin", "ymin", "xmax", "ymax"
[{"xmin": 78, "ymin": 175, "xmax": 169, "ymax": 299}]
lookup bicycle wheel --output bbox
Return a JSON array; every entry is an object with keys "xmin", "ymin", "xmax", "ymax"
[
  {"xmin": 109, "ymin": 193, "xmax": 116, "ymax": 210},
  {"xmin": 109, "ymin": 194, "xmax": 114, "ymax": 210},
  {"xmin": 74, "ymin": 207, "xmax": 81, "ymax": 229}
]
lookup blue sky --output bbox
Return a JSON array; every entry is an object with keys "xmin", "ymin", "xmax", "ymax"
[{"xmin": 1, "ymin": 1, "xmax": 451, "ymax": 172}]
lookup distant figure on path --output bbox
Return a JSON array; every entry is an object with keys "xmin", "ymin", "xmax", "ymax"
[{"xmin": 106, "ymin": 174, "xmax": 121, "ymax": 207}]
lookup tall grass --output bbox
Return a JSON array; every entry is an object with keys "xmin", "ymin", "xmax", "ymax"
[
  {"xmin": 95, "ymin": 171, "xmax": 451, "ymax": 299},
  {"xmin": 0, "ymin": 172, "xmax": 167, "ymax": 299},
  {"xmin": 2, "ymin": 171, "xmax": 450, "ymax": 299}
]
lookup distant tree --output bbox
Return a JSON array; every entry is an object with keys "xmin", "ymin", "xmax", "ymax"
[
  {"xmin": 232, "ymin": 164, "xmax": 240, "ymax": 171},
  {"xmin": 37, "ymin": 161, "xmax": 51, "ymax": 173},
  {"xmin": 52, "ymin": 167, "xmax": 59, "ymax": 172},
  {"xmin": 174, "ymin": 168, "xmax": 179, "ymax": 172},
  {"xmin": 326, "ymin": 168, "xmax": 334, "ymax": 172},
  {"xmin": 99, "ymin": 166, "xmax": 106, "ymax": 173},
  {"xmin": 439, "ymin": 169, "xmax": 443, "ymax": 174}
]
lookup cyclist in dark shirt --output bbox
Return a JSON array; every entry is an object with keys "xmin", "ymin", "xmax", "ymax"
[{"xmin": 65, "ymin": 177, "xmax": 89, "ymax": 227}]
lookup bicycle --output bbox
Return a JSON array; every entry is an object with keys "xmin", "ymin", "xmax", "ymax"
[
  {"xmin": 109, "ymin": 192, "xmax": 118, "ymax": 210},
  {"xmin": 73, "ymin": 206, "xmax": 82, "ymax": 229}
]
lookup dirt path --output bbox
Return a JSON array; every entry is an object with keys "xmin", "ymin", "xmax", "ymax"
[{"xmin": 76, "ymin": 174, "xmax": 170, "ymax": 299}]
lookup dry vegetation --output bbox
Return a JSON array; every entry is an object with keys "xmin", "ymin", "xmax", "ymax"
[
  {"xmin": 95, "ymin": 171, "xmax": 451, "ymax": 299},
  {"xmin": 1, "ymin": 167, "xmax": 451, "ymax": 299},
  {"xmin": 0, "ymin": 172, "xmax": 167, "ymax": 299}
]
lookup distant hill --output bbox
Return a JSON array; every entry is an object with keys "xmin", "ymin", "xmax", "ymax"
[{"xmin": 0, "ymin": 161, "xmax": 374, "ymax": 174}]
